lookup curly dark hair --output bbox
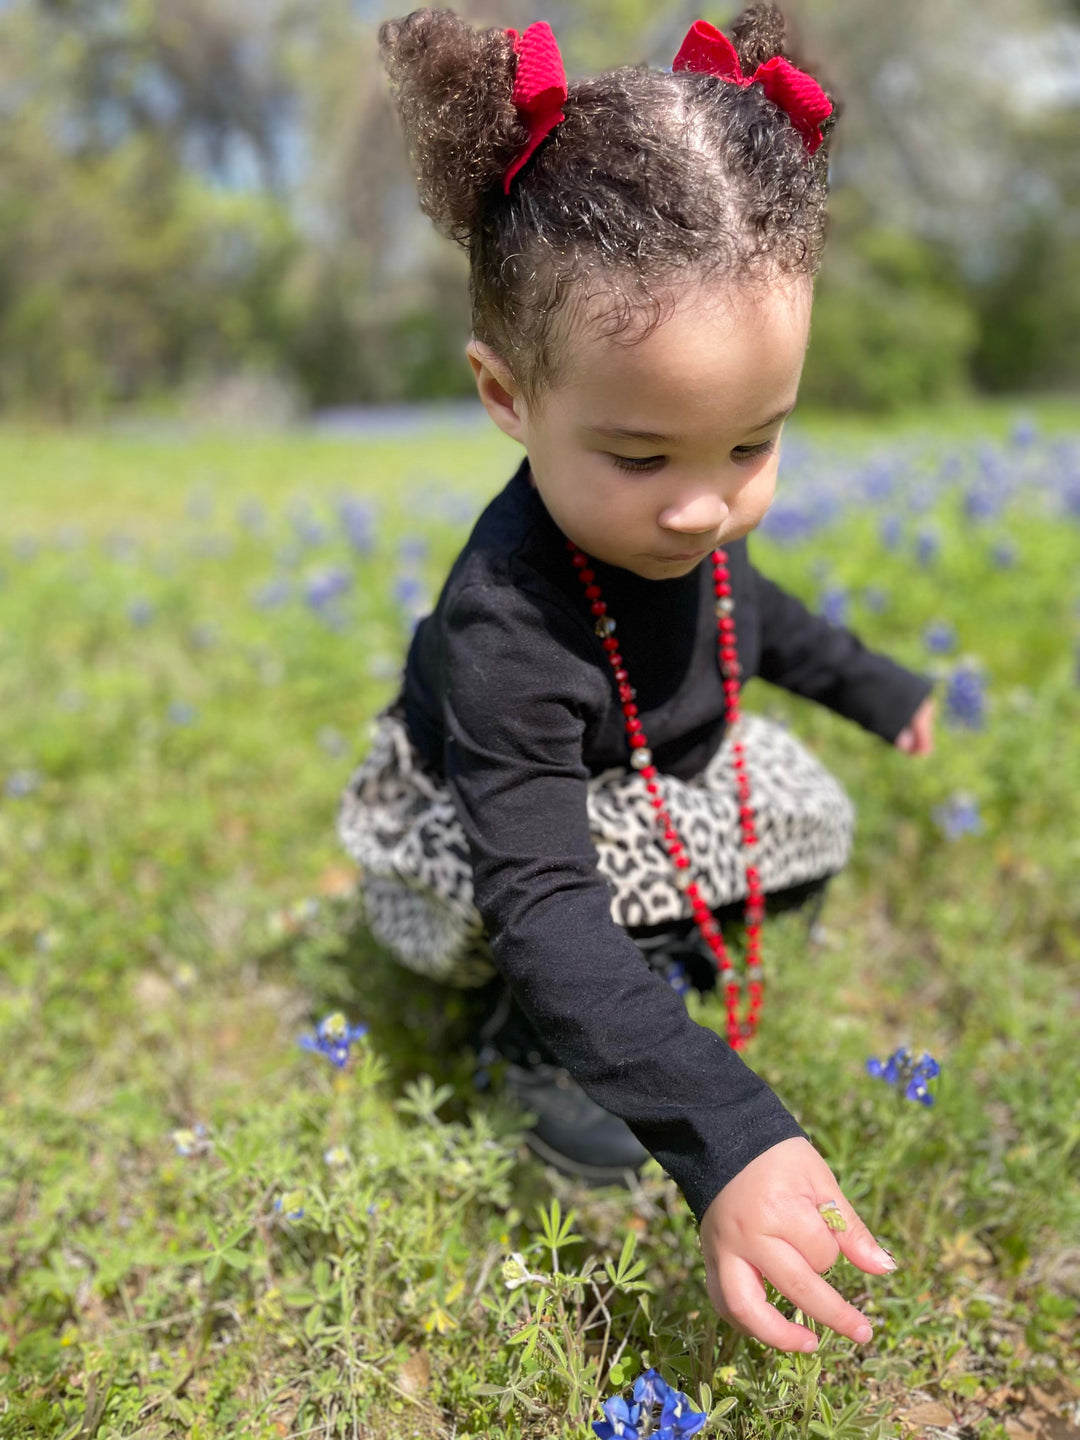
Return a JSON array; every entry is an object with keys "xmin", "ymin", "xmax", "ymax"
[{"xmin": 377, "ymin": 5, "xmax": 840, "ymax": 411}]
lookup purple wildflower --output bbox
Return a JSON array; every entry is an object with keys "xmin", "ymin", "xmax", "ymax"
[
  {"xmin": 658, "ymin": 1387, "xmax": 707, "ymax": 1437},
  {"xmin": 933, "ymin": 792, "xmax": 984, "ymax": 840},
  {"xmin": 879, "ymin": 516, "xmax": 903, "ymax": 552},
  {"xmin": 298, "ymin": 1012, "xmax": 369, "ymax": 1069},
  {"xmin": 923, "ymin": 621, "xmax": 956, "ymax": 654},
  {"xmin": 632, "ymin": 1369, "xmax": 671, "ymax": 1409},
  {"xmin": 861, "ymin": 461, "xmax": 896, "ymax": 502},
  {"xmin": 592, "ymin": 1396, "xmax": 642, "ymax": 1440},
  {"xmin": 338, "ymin": 497, "xmax": 377, "ymax": 555},
  {"xmin": 866, "ymin": 1046, "xmax": 940, "ymax": 1106},
  {"xmin": 820, "ymin": 586, "xmax": 848, "ymax": 627},
  {"xmin": 1011, "ymin": 419, "xmax": 1038, "ymax": 448},
  {"xmin": 304, "ymin": 566, "xmax": 352, "ymax": 611},
  {"xmin": 393, "ymin": 573, "xmax": 428, "ymax": 608},
  {"xmin": 4, "ymin": 769, "xmax": 41, "ymax": 799},
  {"xmin": 274, "ymin": 1190, "xmax": 306, "ymax": 1221},
  {"xmin": 252, "ymin": 578, "xmax": 292, "ymax": 610},
  {"xmin": 915, "ymin": 529, "xmax": 940, "ymax": 567},
  {"xmin": 991, "ymin": 540, "xmax": 1017, "ymax": 569},
  {"xmin": 944, "ymin": 663, "xmax": 986, "ymax": 729},
  {"xmin": 128, "ymin": 598, "xmax": 156, "ymax": 627},
  {"xmin": 292, "ymin": 514, "xmax": 329, "ymax": 547},
  {"xmin": 964, "ymin": 488, "xmax": 999, "ymax": 522},
  {"xmin": 664, "ymin": 958, "xmax": 693, "ymax": 998},
  {"xmin": 761, "ymin": 504, "xmax": 815, "ymax": 544}
]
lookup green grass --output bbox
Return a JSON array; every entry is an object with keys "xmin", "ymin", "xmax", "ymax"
[{"xmin": 1, "ymin": 397, "xmax": 1078, "ymax": 1439}]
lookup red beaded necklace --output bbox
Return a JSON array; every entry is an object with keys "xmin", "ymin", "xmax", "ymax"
[{"xmin": 566, "ymin": 539, "xmax": 763, "ymax": 1051}]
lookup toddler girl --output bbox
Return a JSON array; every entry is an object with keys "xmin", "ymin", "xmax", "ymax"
[{"xmin": 338, "ymin": 4, "xmax": 937, "ymax": 1354}]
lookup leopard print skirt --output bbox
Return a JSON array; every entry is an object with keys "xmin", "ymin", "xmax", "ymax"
[{"xmin": 336, "ymin": 698, "xmax": 855, "ymax": 988}]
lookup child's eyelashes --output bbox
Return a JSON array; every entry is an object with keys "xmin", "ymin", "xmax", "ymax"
[{"xmin": 609, "ymin": 439, "xmax": 777, "ymax": 475}]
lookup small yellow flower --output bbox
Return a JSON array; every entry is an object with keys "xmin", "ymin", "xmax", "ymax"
[
  {"xmin": 818, "ymin": 1200, "xmax": 847, "ymax": 1232},
  {"xmin": 422, "ymin": 1305, "xmax": 458, "ymax": 1334}
]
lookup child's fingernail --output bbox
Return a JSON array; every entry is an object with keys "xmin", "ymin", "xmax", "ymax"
[
  {"xmin": 854, "ymin": 1322, "xmax": 873, "ymax": 1343},
  {"xmin": 875, "ymin": 1245, "xmax": 898, "ymax": 1270}
]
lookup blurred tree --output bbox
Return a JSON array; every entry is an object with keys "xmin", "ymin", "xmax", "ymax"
[{"xmin": 0, "ymin": 0, "xmax": 1076, "ymax": 415}]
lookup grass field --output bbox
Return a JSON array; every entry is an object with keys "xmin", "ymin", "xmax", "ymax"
[{"xmin": 1, "ymin": 397, "xmax": 1079, "ymax": 1439}]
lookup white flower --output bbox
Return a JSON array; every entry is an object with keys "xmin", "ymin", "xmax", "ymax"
[{"xmin": 501, "ymin": 1253, "xmax": 547, "ymax": 1290}]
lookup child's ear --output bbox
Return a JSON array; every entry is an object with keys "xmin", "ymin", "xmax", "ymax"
[{"xmin": 466, "ymin": 338, "xmax": 526, "ymax": 443}]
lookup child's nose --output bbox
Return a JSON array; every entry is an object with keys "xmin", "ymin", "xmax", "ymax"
[{"xmin": 657, "ymin": 491, "xmax": 730, "ymax": 533}]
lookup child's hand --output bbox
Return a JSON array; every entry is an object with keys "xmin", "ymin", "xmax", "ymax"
[
  {"xmin": 894, "ymin": 696, "xmax": 935, "ymax": 755},
  {"xmin": 699, "ymin": 1137, "xmax": 897, "ymax": 1353}
]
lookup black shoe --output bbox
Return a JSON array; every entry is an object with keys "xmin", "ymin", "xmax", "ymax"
[
  {"xmin": 501, "ymin": 1059, "xmax": 651, "ymax": 1183},
  {"xmin": 471, "ymin": 982, "xmax": 650, "ymax": 1184}
]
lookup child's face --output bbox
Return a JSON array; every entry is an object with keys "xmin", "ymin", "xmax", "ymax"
[{"xmin": 468, "ymin": 274, "xmax": 812, "ymax": 579}]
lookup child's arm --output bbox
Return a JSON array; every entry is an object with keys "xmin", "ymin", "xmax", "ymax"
[
  {"xmin": 742, "ymin": 542, "xmax": 936, "ymax": 744},
  {"xmin": 441, "ymin": 579, "xmax": 807, "ymax": 1218},
  {"xmin": 442, "ymin": 577, "xmax": 893, "ymax": 1351}
]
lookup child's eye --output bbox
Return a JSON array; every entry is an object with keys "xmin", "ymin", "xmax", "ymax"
[
  {"xmin": 610, "ymin": 454, "xmax": 665, "ymax": 474},
  {"xmin": 733, "ymin": 439, "xmax": 777, "ymax": 461},
  {"xmin": 610, "ymin": 439, "xmax": 776, "ymax": 475}
]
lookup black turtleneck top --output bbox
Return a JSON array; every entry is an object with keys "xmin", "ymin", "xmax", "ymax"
[{"xmin": 402, "ymin": 456, "xmax": 935, "ymax": 1224}]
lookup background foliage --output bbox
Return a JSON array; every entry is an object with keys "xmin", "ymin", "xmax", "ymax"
[{"xmin": 0, "ymin": 0, "xmax": 1078, "ymax": 420}]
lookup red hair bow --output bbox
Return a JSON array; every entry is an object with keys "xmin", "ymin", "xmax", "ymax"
[
  {"xmin": 672, "ymin": 19, "xmax": 831, "ymax": 156},
  {"xmin": 503, "ymin": 22, "xmax": 568, "ymax": 194}
]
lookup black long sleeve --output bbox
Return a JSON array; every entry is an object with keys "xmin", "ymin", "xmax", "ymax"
[
  {"xmin": 441, "ymin": 578, "xmax": 810, "ymax": 1225},
  {"xmin": 749, "ymin": 555, "xmax": 936, "ymax": 742}
]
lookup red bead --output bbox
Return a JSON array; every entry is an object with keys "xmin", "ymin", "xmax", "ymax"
[
  {"xmin": 615, "ymin": 668, "xmax": 628, "ymax": 683},
  {"xmin": 629, "ymin": 732, "xmax": 648, "ymax": 747},
  {"xmin": 663, "ymin": 827, "xmax": 677, "ymax": 842},
  {"xmin": 572, "ymin": 552, "xmax": 588, "ymax": 567},
  {"xmin": 673, "ymin": 854, "xmax": 690, "ymax": 869},
  {"xmin": 622, "ymin": 700, "xmax": 638, "ymax": 716},
  {"xmin": 641, "ymin": 765, "xmax": 657, "ymax": 779},
  {"xmin": 580, "ymin": 569, "xmax": 595, "ymax": 583},
  {"xmin": 717, "ymin": 581, "xmax": 732, "ymax": 597},
  {"xmin": 603, "ymin": 637, "xmax": 619, "ymax": 652},
  {"xmin": 626, "ymin": 717, "xmax": 642, "ymax": 734},
  {"xmin": 591, "ymin": 602, "xmax": 606, "ymax": 617}
]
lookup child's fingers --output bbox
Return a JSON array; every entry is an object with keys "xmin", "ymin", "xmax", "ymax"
[
  {"xmin": 757, "ymin": 1239, "xmax": 874, "ymax": 1345},
  {"xmin": 828, "ymin": 1198, "xmax": 899, "ymax": 1276},
  {"xmin": 705, "ymin": 1253, "xmax": 820, "ymax": 1353}
]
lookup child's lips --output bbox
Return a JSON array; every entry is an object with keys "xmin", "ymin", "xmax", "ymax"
[{"xmin": 653, "ymin": 546, "xmax": 713, "ymax": 562}]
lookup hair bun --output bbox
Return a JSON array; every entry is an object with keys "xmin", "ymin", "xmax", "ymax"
[
  {"xmin": 377, "ymin": 8, "xmax": 527, "ymax": 244},
  {"xmin": 729, "ymin": 3, "xmax": 791, "ymax": 73}
]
